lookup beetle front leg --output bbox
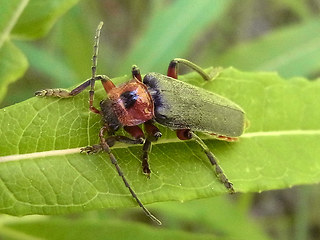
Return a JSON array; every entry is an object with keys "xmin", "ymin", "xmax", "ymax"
[
  {"xmin": 36, "ymin": 22, "xmax": 106, "ymax": 114},
  {"xmin": 81, "ymin": 135, "xmax": 144, "ymax": 154},
  {"xmin": 106, "ymin": 135, "xmax": 144, "ymax": 147},
  {"xmin": 35, "ymin": 75, "xmax": 111, "ymax": 98},
  {"xmin": 35, "ymin": 79, "xmax": 91, "ymax": 98},
  {"xmin": 124, "ymin": 125, "xmax": 145, "ymax": 141},
  {"xmin": 176, "ymin": 129, "xmax": 235, "ymax": 194},
  {"xmin": 35, "ymin": 74, "xmax": 114, "ymax": 114}
]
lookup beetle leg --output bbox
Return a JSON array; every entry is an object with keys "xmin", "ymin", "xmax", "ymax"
[
  {"xmin": 141, "ymin": 139, "xmax": 152, "ymax": 177},
  {"xmin": 131, "ymin": 65, "xmax": 142, "ymax": 81},
  {"xmin": 81, "ymin": 135, "xmax": 144, "ymax": 154},
  {"xmin": 124, "ymin": 125, "xmax": 145, "ymax": 140},
  {"xmin": 35, "ymin": 22, "xmax": 112, "ymax": 115},
  {"xmin": 89, "ymin": 75, "xmax": 115, "ymax": 114},
  {"xmin": 34, "ymin": 75, "xmax": 112, "ymax": 97},
  {"xmin": 97, "ymin": 126, "xmax": 162, "ymax": 225},
  {"xmin": 80, "ymin": 143, "xmax": 103, "ymax": 154},
  {"xmin": 123, "ymin": 125, "xmax": 154, "ymax": 177},
  {"xmin": 144, "ymin": 120, "xmax": 162, "ymax": 141},
  {"xmin": 167, "ymin": 58, "xmax": 211, "ymax": 81},
  {"xmin": 35, "ymin": 75, "xmax": 113, "ymax": 115},
  {"xmin": 141, "ymin": 121, "xmax": 162, "ymax": 177},
  {"xmin": 176, "ymin": 129, "xmax": 235, "ymax": 194},
  {"xmin": 35, "ymin": 79, "xmax": 90, "ymax": 98},
  {"xmin": 106, "ymin": 135, "xmax": 144, "ymax": 147},
  {"xmin": 124, "ymin": 125, "xmax": 147, "ymax": 174}
]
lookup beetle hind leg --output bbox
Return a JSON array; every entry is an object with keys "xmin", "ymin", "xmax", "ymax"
[
  {"xmin": 176, "ymin": 129, "xmax": 235, "ymax": 193},
  {"xmin": 167, "ymin": 58, "xmax": 211, "ymax": 81}
]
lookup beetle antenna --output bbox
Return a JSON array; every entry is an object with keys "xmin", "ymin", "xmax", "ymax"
[
  {"xmin": 99, "ymin": 126, "xmax": 162, "ymax": 225},
  {"xmin": 92, "ymin": 21, "xmax": 103, "ymax": 80},
  {"xmin": 87, "ymin": 22, "xmax": 104, "ymax": 114}
]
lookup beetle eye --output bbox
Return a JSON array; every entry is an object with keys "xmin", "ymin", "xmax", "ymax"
[{"xmin": 112, "ymin": 124, "xmax": 120, "ymax": 132}]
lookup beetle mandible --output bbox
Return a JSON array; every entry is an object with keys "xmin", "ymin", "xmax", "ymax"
[{"xmin": 35, "ymin": 22, "xmax": 247, "ymax": 225}]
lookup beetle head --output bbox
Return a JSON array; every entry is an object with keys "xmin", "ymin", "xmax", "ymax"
[{"xmin": 100, "ymin": 99, "xmax": 122, "ymax": 133}]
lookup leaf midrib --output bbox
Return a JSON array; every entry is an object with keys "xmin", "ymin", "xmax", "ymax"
[{"xmin": 1, "ymin": 129, "xmax": 319, "ymax": 163}]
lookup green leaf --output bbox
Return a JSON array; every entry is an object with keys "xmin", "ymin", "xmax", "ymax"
[
  {"xmin": 0, "ymin": 0, "xmax": 28, "ymax": 47},
  {"xmin": 0, "ymin": 0, "xmax": 29, "ymax": 104},
  {"xmin": 15, "ymin": 41, "xmax": 78, "ymax": 88},
  {"xmin": 0, "ymin": 216, "xmax": 218, "ymax": 240},
  {"xmin": 12, "ymin": 0, "xmax": 79, "ymax": 40},
  {"xmin": 154, "ymin": 197, "xmax": 271, "ymax": 240},
  {"xmin": 0, "ymin": 0, "xmax": 79, "ymax": 104},
  {"xmin": 118, "ymin": 0, "xmax": 232, "ymax": 73},
  {"xmin": 216, "ymin": 18, "xmax": 320, "ymax": 77},
  {"xmin": 0, "ymin": 198, "xmax": 271, "ymax": 240},
  {"xmin": 0, "ymin": 68, "xmax": 319, "ymax": 217},
  {"xmin": 0, "ymin": 41, "xmax": 28, "ymax": 103},
  {"xmin": 272, "ymin": 0, "xmax": 312, "ymax": 19}
]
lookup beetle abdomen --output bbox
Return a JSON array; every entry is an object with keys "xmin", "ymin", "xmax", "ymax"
[{"xmin": 143, "ymin": 72, "xmax": 245, "ymax": 137}]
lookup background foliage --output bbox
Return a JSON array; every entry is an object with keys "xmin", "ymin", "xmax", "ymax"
[{"xmin": 1, "ymin": 0, "xmax": 320, "ymax": 239}]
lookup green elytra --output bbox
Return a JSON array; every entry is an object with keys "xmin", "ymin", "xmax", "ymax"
[
  {"xmin": 143, "ymin": 72, "xmax": 245, "ymax": 137},
  {"xmin": 35, "ymin": 21, "xmax": 247, "ymax": 225}
]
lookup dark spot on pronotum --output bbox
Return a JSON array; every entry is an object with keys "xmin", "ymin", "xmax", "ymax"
[{"xmin": 120, "ymin": 90, "xmax": 138, "ymax": 109}]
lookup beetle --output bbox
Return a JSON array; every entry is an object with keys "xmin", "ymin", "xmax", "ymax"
[{"xmin": 35, "ymin": 22, "xmax": 246, "ymax": 225}]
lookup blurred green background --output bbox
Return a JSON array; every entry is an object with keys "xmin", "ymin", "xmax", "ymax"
[{"xmin": 1, "ymin": 0, "xmax": 320, "ymax": 239}]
